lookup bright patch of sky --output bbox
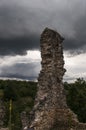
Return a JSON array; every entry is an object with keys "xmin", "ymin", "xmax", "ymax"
[
  {"xmin": 0, "ymin": 50, "xmax": 86, "ymax": 82},
  {"xmin": 0, "ymin": 50, "xmax": 41, "ymax": 67},
  {"xmin": 64, "ymin": 52, "xmax": 86, "ymax": 82}
]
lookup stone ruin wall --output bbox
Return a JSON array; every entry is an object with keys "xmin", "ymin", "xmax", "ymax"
[{"xmin": 28, "ymin": 28, "xmax": 86, "ymax": 130}]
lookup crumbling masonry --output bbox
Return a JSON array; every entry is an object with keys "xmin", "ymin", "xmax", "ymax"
[{"xmin": 29, "ymin": 28, "xmax": 86, "ymax": 130}]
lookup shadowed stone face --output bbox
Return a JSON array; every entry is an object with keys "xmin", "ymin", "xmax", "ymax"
[{"xmin": 28, "ymin": 28, "xmax": 86, "ymax": 130}]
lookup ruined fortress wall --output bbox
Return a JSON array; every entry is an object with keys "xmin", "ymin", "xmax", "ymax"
[{"xmin": 29, "ymin": 28, "xmax": 86, "ymax": 130}]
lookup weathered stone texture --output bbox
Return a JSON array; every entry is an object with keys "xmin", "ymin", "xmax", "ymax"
[
  {"xmin": 28, "ymin": 28, "xmax": 86, "ymax": 130},
  {"xmin": 21, "ymin": 111, "xmax": 29, "ymax": 130}
]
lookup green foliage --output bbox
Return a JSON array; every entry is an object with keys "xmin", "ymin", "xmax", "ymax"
[
  {"xmin": 4, "ymin": 101, "xmax": 9, "ymax": 127},
  {"xmin": 0, "ymin": 79, "xmax": 37, "ymax": 130},
  {"xmin": 64, "ymin": 78, "xmax": 86, "ymax": 123},
  {"xmin": 0, "ymin": 89, "xmax": 4, "ymax": 98},
  {"xmin": 3, "ymin": 85, "xmax": 18, "ymax": 101},
  {"xmin": 1, "ymin": 77, "xmax": 86, "ymax": 129}
]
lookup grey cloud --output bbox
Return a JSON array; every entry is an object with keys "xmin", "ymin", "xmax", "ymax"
[
  {"xmin": 0, "ymin": 0, "xmax": 86, "ymax": 55},
  {"xmin": 0, "ymin": 62, "xmax": 41, "ymax": 80},
  {"xmin": 0, "ymin": 0, "xmax": 86, "ymax": 81},
  {"xmin": 0, "ymin": 35, "xmax": 40, "ymax": 56},
  {"xmin": 63, "ymin": 74, "xmax": 75, "ymax": 83},
  {"xmin": 63, "ymin": 14, "xmax": 86, "ymax": 54}
]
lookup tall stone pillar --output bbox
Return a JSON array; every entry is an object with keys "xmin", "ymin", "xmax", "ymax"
[{"xmin": 29, "ymin": 28, "xmax": 86, "ymax": 130}]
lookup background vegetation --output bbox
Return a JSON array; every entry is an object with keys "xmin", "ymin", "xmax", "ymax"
[
  {"xmin": 0, "ymin": 80, "xmax": 37, "ymax": 130},
  {"xmin": 64, "ymin": 78, "xmax": 86, "ymax": 123},
  {"xmin": 0, "ymin": 78, "xmax": 86, "ymax": 129}
]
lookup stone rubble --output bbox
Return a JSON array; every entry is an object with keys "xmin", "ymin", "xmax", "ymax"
[
  {"xmin": 28, "ymin": 28, "xmax": 86, "ymax": 130},
  {"xmin": 21, "ymin": 111, "xmax": 29, "ymax": 130}
]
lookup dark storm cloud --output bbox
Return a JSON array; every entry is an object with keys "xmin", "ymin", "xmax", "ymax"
[
  {"xmin": 0, "ymin": 0, "xmax": 86, "ymax": 55},
  {"xmin": 0, "ymin": 35, "xmax": 40, "ymax": 55},
  {"xmin": 63, "ymin": 14, "xmax": 86, "ymax": 54},
  {"xmin": 0, "ymin": 1, "xmax": 40, "ymax": 55}
]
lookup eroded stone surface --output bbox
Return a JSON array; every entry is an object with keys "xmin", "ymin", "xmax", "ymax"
[
  {"xmin": 21, "ymin": 111, "xmax": 29, "ymax": 130},
  {"xmin": 28, "ymin": 28, "xmax": 86, "ymax": 130}
]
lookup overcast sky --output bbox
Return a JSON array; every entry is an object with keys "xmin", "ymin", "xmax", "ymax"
[{"xmin": 0, "ymin": 0, "xmax": 86, "ymax": 82}]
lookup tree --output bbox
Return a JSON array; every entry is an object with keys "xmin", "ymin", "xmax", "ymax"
[{"xmin": 64, "ymin": 78, "xmax": 86, "ymax": 123}]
